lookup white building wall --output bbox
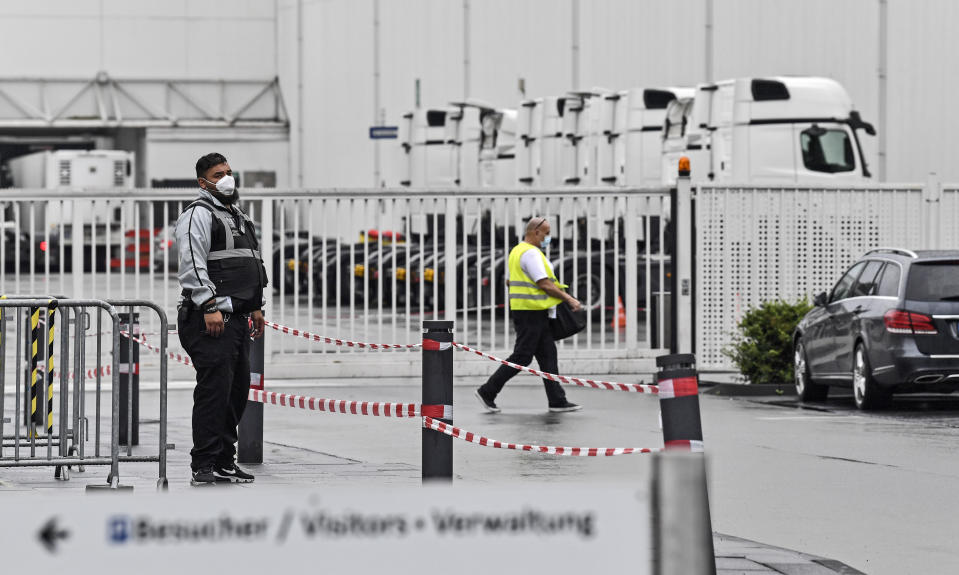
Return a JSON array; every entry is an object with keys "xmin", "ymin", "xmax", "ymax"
[
  {"xmin": 886, "ymin": 0, "xmax": 959, "ymax": 182},
  {"xmin": 1, "ymin": 0, "xmax": 955, "ymax": 186},
  {"xmin": 0, "ymin": 0, "xmax": 277, "ymax": 79}
]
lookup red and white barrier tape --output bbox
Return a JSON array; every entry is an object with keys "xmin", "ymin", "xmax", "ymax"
[
  {"xmin": 249, "ymin": 389, "xmax": 452, "ymax": 419},
  {"xmin": 37, "ymin": 364, "xmax": 112, "ymax": 381},
  {"xmin": 664, "ymin": 439, "xmax": 704, "ymax": 452},
  {"xmin": 265, "ymin": 321, "xmax": 421, "ymax": 350},
  {"xmin": 422, "ymin": 416, "xmax": 660, "ymax": 456},
  {"xmin": 87, "ymin": 329, "xmax": 177, "ymax": 339},
  {"xmin": 121, "ymin": 331, "xmax": 193, "ymax": 367},
  {"xmin": 451, "ymin": 342, "xmax": 659, "ymax": 394},
  {"xmin": 657, "ymin": 377, "xmax": 699, "ymax": 399}
]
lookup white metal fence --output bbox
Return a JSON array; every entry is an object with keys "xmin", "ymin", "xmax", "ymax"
[
  {"xmin": 694, "ymin": 182, "xmax": 948, "ymax": 369},
  {"xmin": 1, "ymin": 187, "xmax": 674, "ymax": 373}
]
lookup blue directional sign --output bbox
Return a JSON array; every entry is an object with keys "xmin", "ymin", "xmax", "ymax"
[{"xmin": 369, "ymin": 126, "xmax": 399, "ymax": 139}]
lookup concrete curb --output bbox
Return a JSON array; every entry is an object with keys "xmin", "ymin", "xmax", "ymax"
[
  {"xmin": 715, "ymin": 533, "xmax": 866, "ymax": 574},
  {"xmin": 700, "ymin": 382, "xmax": 797, "ymax": 397}
]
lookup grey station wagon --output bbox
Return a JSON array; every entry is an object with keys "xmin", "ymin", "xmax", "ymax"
[{"xmin": 793, "ymin": 248, "xmax": 959, "ymax": 409}]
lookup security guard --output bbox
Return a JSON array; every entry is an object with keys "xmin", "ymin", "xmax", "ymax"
[
  {"xmin": 176, "ymin": 152, "xmax": 267, "ymax": 486},
  {"xmin": 474, "ymin": 216, "xmax": 583, "ymax": 413}
]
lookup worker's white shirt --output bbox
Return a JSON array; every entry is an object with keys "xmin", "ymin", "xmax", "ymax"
[{"xmin": 517, "ymin": 247, "xmax": 558, "ymax": 318}]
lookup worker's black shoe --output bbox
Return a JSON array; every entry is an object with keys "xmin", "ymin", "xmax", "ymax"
[
  {"xmin": 190, "ymin": 467, "xmax": 228, "ymax": 486},
  {"xmin": 474, "ymin": 389, "xmax": 501, "ymax": 413},
  {"xmin": 213, "ymin": 463, "xmax": 255, "ymax": 483},
  {"xmin": 548, "ymin": 401, "xmax": 582, "ymax": 413}
]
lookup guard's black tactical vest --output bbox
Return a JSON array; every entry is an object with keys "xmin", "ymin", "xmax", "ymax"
[{"xmin": 183, "ymin": 198, "xmax": 266, "ymax": 311}]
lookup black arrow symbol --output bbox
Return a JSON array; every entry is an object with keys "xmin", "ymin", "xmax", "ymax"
[{"xmin": 38, "ymin": 517, "xmax": 69, "ymax": 553}]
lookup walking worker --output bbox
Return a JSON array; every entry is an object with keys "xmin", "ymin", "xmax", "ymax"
[
  {"xmin": 175, "ymin": 152, "xmax": 268, "ymax": 486},
  {"xmin": 475, "ymin": 216, "xmax": 583, "ymax": 413}
]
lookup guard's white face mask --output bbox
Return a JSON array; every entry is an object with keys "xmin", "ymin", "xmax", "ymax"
[{"xmin": 205, "ymin": 174, "xmax": 236, "ymax": 196}]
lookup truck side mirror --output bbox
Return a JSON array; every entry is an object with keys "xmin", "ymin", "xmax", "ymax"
[
  {"xmin": 813, "ymin": 292, "xmax": 828, "ymax": 307},
  {"xmin": 849, "ymin": 111, "xmax": 877, "ymax": 136}
]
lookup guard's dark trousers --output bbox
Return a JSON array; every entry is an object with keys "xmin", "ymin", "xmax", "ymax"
[
  {"xmin": 478, "ymin": 309, "xmax": 568, "ymax": 406},
  {"xmin": 177, "ymin": 307, "xmax": 251, "ymax": 471}
]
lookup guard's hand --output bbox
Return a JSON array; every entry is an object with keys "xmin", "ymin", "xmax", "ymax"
[
  {"xmin": 251, "ymin": 310, "xmax": 265, "ymax": 339},
  {"xmin": 204, "ymin": 310, "xmax": 224, "ymax": 338},
  {"xmin": 568, "ymin": 297, "xmax": 583, "ymax": 312}
]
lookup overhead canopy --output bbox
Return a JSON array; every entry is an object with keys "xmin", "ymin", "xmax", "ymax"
[{"xmin": 0, "ymin": 72, "xmax": 289, "ymax": 129}]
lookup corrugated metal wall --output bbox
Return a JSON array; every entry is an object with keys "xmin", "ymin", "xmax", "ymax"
[{"xmin": 0, "ymin": 0, "xmax": 955, "ymax": 187}]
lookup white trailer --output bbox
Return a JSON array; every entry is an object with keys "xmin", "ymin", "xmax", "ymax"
[
  {"xmin": 661, "ymin": 77, "xmax": 876, "ymax": 185},
  {"xmin": 518, "ymin": 87, "xmax": 691, "ymax": 189},
  {"xmin": 7, "ymin": 149, "xmax": 135, "ymax": 231}
]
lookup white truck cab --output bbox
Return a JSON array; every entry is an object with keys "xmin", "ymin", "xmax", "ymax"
[
  {"xmin": 399, "ymin": 108, "xmax": 456, "ymax": 188},
  {"xmin": 476, "ymin": 103, "xmax": 517, "ymax": 188},
  {"xmin": 661, "ymin": 77, "xmax": 875, "ymax": 185}
]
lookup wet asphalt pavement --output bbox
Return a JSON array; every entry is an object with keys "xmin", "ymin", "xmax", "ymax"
[{"xmin": 3, "ymin": 376, "xmax": 958, "ymax": 574}]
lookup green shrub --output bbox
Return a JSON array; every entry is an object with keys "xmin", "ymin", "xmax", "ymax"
[{"xmin": 722, "ymin": 298, "xmax": 812, "ymax": 384}]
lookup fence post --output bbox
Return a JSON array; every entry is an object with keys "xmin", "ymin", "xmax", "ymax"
[
  {"xmin": 674, "ymin": 169, "xmax": 694, "ymax": 354},
  {"xmin": 923, "ymin": 172, "xmax": 942, "ymax": 250},
  {"xmin": 72, "ymin": 200, "xmax": 83, "ymax": 298},
  {"xmin": 624, "ymin": 194, "xmax": 639, "ymax": 352},
  {"xmin": 118, "ymin": 311, "xmax": 139, "ymax": 446},
  {"xmin": 238, "ymin": 325, "xmax": 265, "ymax": 464},
  {"xmin": 654, "ymin": 352, "xmax": 714, "ymax": 575},
  {"xmin": 443, "ymin": 198, "xmax": 457, "ymax": 322},
  {"xmin": 422, "ymin": 320, "xmax": 453, "ymax": 482}
]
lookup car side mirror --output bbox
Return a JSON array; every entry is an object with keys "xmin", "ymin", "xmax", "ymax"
[{"xmin": 813, "ymin": 292, "xmax": 828, "ymax": 307}]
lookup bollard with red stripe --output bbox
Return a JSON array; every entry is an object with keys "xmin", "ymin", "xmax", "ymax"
[
  {"xmin": 118, "ymin": 311, "xmax": 140, "ymax": 446},
  {"xmin": 652, "ymin": 352, "xmax": 715, "ymax": 572},
  {"xmin": 656, "ymin": 353, "xmax": 704, "ymax": 452},
  {"xmin": 238, "ymin": 317, "xmax": 265, "ymax": 465},
  {"xmin": 422, "ymin": 321, "xmax": 453, "ymax": 482}
]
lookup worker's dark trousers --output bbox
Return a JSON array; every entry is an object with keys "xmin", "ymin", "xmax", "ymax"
[
  {"xmin": 177, "ymin": 307, "xmax": 251, "ymax": 472},
  {"xmin": 478, "ymin": 309, "xmax": 568, "ymax": 406}
]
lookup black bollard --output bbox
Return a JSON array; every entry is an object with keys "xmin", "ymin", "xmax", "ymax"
[
  {"xmin": 118, "ymin": 312, "xmax": 139, "ymax": 446},
  {"xmin": 238, "ymin": 320, "xmax": 264, "ymax": 464},
  {"xmin": 422, "ymin": 320, "xmax": 453, "ymax": 482},
  {"xmin": 653, "ymin": 352, "xmax": 715, "ymax": 575},
  {"xmin": 656, "ymin": 353, "xmax": 703, "ymax": 451}
]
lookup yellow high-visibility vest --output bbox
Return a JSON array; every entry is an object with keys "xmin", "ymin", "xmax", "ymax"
[{"xmin": 507, "ymin": 242, "xmax": 567, "ymax": 311}]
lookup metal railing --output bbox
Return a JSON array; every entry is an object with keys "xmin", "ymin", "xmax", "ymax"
[
  {"xmin": 1, "ymin": 188, "xmax": 676, "ymax": 370},
  {"xmin": 0, "ymin": 297, "xmax": 168, "ymax": 490}
]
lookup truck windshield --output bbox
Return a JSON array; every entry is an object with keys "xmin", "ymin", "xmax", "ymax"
[
  {"xmin": 663, "ymin": 99, "xmax": 691, "ymax": 139},
  {"xmin": 800, "ymin": 127, "xmax": 855, "ymax": 173}
]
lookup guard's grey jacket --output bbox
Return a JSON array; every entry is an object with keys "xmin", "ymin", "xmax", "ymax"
[{"xmin": 175, "ymin": 189, "xmax": 268, "ymax": 313}]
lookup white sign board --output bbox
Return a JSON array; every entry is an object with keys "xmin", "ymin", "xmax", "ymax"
[{"xmin": 0, "ymin": 485, "xmax": 651, "ymax": 574}]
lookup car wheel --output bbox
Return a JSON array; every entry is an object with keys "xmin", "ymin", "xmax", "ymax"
[
  {"xmin": 795, "ymin": 339, "xmax": 828, "ymax": 402},
  {"xmin": 853, "ymin": 343, "xmax": 890, "ymax": 410}
]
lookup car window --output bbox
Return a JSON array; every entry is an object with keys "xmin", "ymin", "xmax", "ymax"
[
  {"xmin": 905, "ymin": 262, "xmax": 959, "ymax": 301},
  {"xmin": 851, "ymin": 261, "xmax": 884, "ymax": 297},
  {"xmin": 876, "ymin": 263, "xmax": 901, "ymax": 297},
  {"xmin": 830, "ymin": 261, "xmax": 867, "ymax": 303}
]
